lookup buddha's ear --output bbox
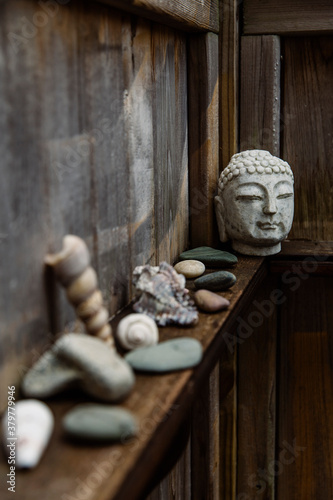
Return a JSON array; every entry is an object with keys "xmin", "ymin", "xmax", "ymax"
[{"xmin": 214, "ymin": 195, "xmax": 228, "ymax": 242}]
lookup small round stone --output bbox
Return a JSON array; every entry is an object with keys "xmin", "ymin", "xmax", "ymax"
[
  {"xmin": 269, "ymin": 159, "xmax": 277, "ymax": 165},
  {"xmin": 237, "ymin": 162, "xmax": 244, "ymax": 168},
  {"xmin": 244, "ymin": 160, "xmax": 252, "ymax": 166},
  {"xmin": 280, "ymin": 165, "xmax": 286, "ymax": 173},
  {"xmin": 174, "ymin": 260, "xmax": 205, "ymax": 279},
  {"xmin": 194, "ymin": 290, "xmax": 230, "ymax": 313},
  {"xmin": 273, "ymin": 165, "xmax": 280, "ymax": 173},
  {"xmin": 265, "ymin": 167, "xmax": 273, "ymax": 174},
  {"xmin": 228, "ymin": 172, "xmax": 233, "ymax": 181},
  {"xmin": 233, "ymin": 168, "xmax": 240, "ymax": 177},
  {"xmin": 256, "ymin": 166, "xmax": 264, "ymax": 173},
  {"xmin": 261, "ymin": 160, "xmax": 269, "ymax": 167},
  {"xmin": 249, "ymin": 150, "xmax": 257, "ymax": 157},
  {"xmin": 247, "ymin": 166, "xmax": 256, "ymax": 174},
  {"xmin": 240, "ymin": 167, "xmax": 246, "ymax": 174},
  {"xmin": 63, "ymin": 404, "xmax": 138, "ymax": 442}
]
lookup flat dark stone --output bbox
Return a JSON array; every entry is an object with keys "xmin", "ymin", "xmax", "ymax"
[
  {"xmin": 194, "ymin": 271, "xmax": 237, "ymax": 291},
  {"xmin": 178, "ymin": 246, "xmax": 237, "ymax": 267}
]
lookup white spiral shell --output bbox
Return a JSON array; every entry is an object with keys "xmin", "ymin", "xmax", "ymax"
[
  {"xmin": 45, "ymin": 235, "xmax": 114, "ymax": 347},
  {"xmin": 117, "ymin": 314, "xmax": 159, "ymax": 351}
]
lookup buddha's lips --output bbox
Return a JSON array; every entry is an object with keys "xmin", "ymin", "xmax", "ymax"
[{"xmin": 257, "ymin": 222, "xmax": 279, "ymax": 230}]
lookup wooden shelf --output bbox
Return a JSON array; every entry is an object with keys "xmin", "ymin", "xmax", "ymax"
[{"xmin": 0, "ymin": 256, "xmax": 266, "ymax": 500}]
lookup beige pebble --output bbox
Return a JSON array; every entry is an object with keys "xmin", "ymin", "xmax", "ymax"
[
  {"xmin": 174, "ymin": 260, "xmax": 205, "ymax": 279},
  {"xmin": 194, "ymin": 289, "xmax": 230, "ymax": 313}
]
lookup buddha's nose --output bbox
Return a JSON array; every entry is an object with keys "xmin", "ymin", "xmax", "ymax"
[{"xmin": 263, "ymin": 196, "xmax": 277, "ymax": 215}]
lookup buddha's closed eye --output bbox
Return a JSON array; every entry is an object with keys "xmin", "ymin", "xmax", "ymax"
[
  {"xmin": 236, "ymin": 194, "xmax": 263, "ymax": 201},
  {"xmin": 277, "ymin": 193, "xmax": 293, "ymax": 199}
]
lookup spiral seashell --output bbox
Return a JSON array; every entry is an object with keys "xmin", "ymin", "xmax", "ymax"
[
  {"xmin": 45, "ymin": 235, "xmax": 114, "ymax": 347},
  {"xmin": 116, "ymin": 314, "xmax": 159, "ymax": 351},
  {"xmin": 45, "ymin": 235, "xmax": 90, "ymax": 287}
]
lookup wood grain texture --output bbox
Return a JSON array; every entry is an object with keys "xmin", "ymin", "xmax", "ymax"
[
  {"xmin": 220, "ymin": 0, "xmax": 239, "ymax": 169},
  {"xmin": 243, "ymin": 0, "xmax": 333, "ymax": 36},
  {"xmin": 97, "ymin": 0, "xmax": 219, "ymax": 34},
  {"xmin": 0, "ymin": 0, "xmax": 188, "ymax": 411},
  {"xmin": 240, "ymin": 35, "xmax": 281, "ymax": 155},
  {"xmin": 219, "ymin": 338, "xmax": 237, "ymax": 500},
  {"xmin": 278, "ymin": 277, "xmax": 333, "ymax": 499},
  {"xmin": 0, "ymin": 256, "xmax": 266, "ymax": 500},
  {"xmin": 191, "ymin": 363, "xmax": 220, "ymax": 499},
  {"xmin": 282, "ymin": 37, "xmax": 333, "ymax": 241},
  {"xmin": 188, "ymin": 32, "xmax": 219, "ymax": 248},
  {"xmin": 237, "ymin": 276, "xmax": 277, "ymax": 499}
]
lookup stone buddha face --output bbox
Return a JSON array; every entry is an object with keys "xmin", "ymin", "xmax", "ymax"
[{"xmin": 214, "ymin": 150, "xmax": 294, "ymax": 256}]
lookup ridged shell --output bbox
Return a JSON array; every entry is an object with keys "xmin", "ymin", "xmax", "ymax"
[
  {"xmin": 44, "ymin": 235, "xmax": 90, "ymax": 286},
  {"xmin": 117, "ymin": 313, "xmax": 159, "ymax": 350},
  {"xmin": 66, "ymin": 267, "xmax": 98, "ymax": 305},
  {"xmin": 132, "ymin": 262, "xmax": 198, "ymax": 326}
]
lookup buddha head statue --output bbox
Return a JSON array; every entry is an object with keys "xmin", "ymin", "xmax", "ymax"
[{"xmin": 214, "ymin": 150, "xmax": 294, "ymax": 256}]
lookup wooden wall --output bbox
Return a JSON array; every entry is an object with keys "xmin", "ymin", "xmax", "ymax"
[{"xmin": 0, "ymin": 0, "xmax": 189, "ymax": 409}]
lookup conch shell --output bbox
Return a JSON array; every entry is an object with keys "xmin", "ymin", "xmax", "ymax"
[
  {"xmin": 117, "ymin": 313, "xmax": 159, "ymax": 351},
  {"xmin": 132, "ymin": 261, "xmax": 198, "ymax": 326},
  {"xmin": 2, "ymin": 400, "xmax": 54, "ymax": 469},
  {"xmin": 45, "ymin": 235, "xmax": 113, "ymax": 346}
]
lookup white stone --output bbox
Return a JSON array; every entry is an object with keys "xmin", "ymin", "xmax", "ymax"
[
  {"xmin": 174, "ymin": 260, "xmax": 205, "ymax": 278},
  {"xmin": 2, "ymin": 400, "xmax": 54, "ymax": 468},
  {"xmin": 215, "ymin": 149, "xmax": 294, "ymax": 256}
]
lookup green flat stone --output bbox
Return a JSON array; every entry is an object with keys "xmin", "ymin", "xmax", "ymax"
[
  {"xmin": 125, "ymin": 338, "xmax": 202, "ymax": 373},
  {"xmin": 178, "ymin": 246, "xmax": 237, "ymax": 268},
  {"xmin": 63, "ymin": 404, "xmax": 138, "ymax": 442},
  {"xmin": 194, "ymin": 271, "xmax": 236, "ymax": 291}
]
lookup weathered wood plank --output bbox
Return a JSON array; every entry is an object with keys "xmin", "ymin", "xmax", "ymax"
[
  {"xmin": 282, "ymin": 37, "xmax": 333, "ymax": 241},
  {"xmin": 97, "ymin": 0, "xmax": 219, "ymax": 34},
  {"xmin": 240, "ymin": 35, "xmax": 281, "ymax": 155},
  {"xmin": 219, "ymin": 332, "xmax": 237, "ymax": 500},
  {"xmin": 243, "ymin": 0, "xmax": 333, "ymax": 36},
  {"xmin": 237, "ymin": 276, "xmax": 277, "ymax": 499},
  {"xmin": 191, "ymin": 363, "xmax": 220, "ymax": 499},
  {"xmin": 220, "ymin": 0, "xmax": 240, "ymax": 169},
  {"xmin": 278, "ymin": 277, "xmax": 333, "ymax": 499},
  {"xmin": 0, "ymin": 0, "xmax": 189, "ymax": 412},
  {"xmin": 152, "ymin": 25, "xmax": 189, "ymax": 264},
  {"xmin": 188, "ymin": 32, "xmax": 219, "ymax": 248},
  {"xmin": 0, "ymin": 256, "xmax": 265, "ymax": 500}
]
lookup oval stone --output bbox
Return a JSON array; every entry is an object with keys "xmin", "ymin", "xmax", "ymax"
[
  {"xmin": 63, "ymin": 404, "xmax": 138, "ymax": 442},
  {"xmin": 194, "ymin": 271, "xmax": 236, "ymax": 291},
  {"xmin": 125, "ymin": 338, "xmax": 202, "ymax": 373},
  {"xmin": 174, "ymin": 260, "xmax": 205, "ymax": 278},
  {"xmin": 194, "ymin": 289, "xmax": 230, "ymax": 312},
  {"xmin": 178, "ymin": 246, "xmax": 237, "ymax": 268}
]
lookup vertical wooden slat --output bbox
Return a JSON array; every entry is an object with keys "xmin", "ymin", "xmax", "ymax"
[
  {"xmin": 219, "ymin": 332, "xmax": 237, "ymax": 500},
  {"xmin": 220, "ymin": 0, "xmax": 240, "ymax": 169},
  {"xmin": 191, "ymin": 362, "xmax": 220, "ymax": 499},
  {"xmin": 153, "ymin": 25, "xmax": 188, "ymax": 264},
  {"xmin": 282, "ymin": 36, "xmax": 333, "ymax": 241},
  {"xmin": 188, "ymin": 32, "xmax": 219, "ymax": 248},
  {"xmin": 237, "ymin": 276, "xmax": 277, "ymax": 499},
  {"xmin": 240, "ymin": 35, "xmax": 281, "ymax": 156},
  {"xmin": 278, "ymin": 276, "xmax": 333, "ymax": 500}
]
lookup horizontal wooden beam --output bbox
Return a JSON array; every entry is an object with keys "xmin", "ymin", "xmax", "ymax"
[
  {"xmin": 96, "ymin": 0, "xmax": 219, "ymax": 33},
  {"xmin": 1, "ymin": 256, "xmax": 265, "ymax": 500},
  {"xmin": 243, "ymin": 0, "xmax": 333, "ymax": 36}
]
